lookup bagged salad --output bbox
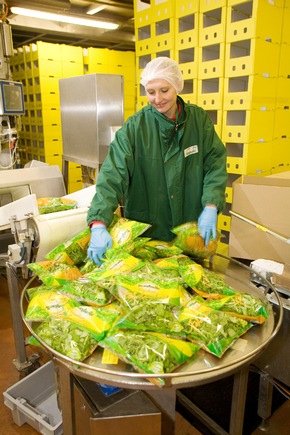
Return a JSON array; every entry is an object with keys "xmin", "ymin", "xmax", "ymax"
[
  {"xmin": 27, "ymin": 260, "xmax": 83, "ymax": 287},
  {"xmin": 179, "ymin": 297, "xmax": 252, "ymax": 357},
  {"xmin": 37, "ymin": 197, "xmax": 77, "ymax": 214},
  {"xmin": 99, "ymin": 330, "xmax": 200, "ymax": 381},
  {"xmin": 206, "ymin": 292, "xmax": 269, "ymax": 324},
  {"xmin": 114, "ymin": 301, "xmax": 183, "ymax": 335},
  {"xmin": 172, "ymin": 221, "xmax": 220, "ymax": 259},
  {"xmin": 45, "ymin": 227, "xmax": 91, "ymax": 266},
  {"xmin": 60, "ymin": 277, "xmax": 113, "ymax": 307},
  {"xmin": 193, "ymin": 268, "xmax": 236, "ymax": 299},
  {"xmin": 35, "ymin": 317, "xmax": 98, "ymax": 361},
  {"xmin": 25, "ymin": 291, "xmax": 79, "ymax": 321}
]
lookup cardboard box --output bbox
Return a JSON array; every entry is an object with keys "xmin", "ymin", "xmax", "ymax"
[{"xmin": 229, "ymin": 174, "xmax": 290, "ymax": 263}]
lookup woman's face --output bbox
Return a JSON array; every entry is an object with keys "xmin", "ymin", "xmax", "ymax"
[{"xmin": 145, "ymin": 79, "xmax": 177, "ymax": 119}]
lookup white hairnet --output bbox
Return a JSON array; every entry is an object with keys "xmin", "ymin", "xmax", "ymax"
[{"xmin": 140, "ymin": 57, "xmax": 184, "ymax": 93}]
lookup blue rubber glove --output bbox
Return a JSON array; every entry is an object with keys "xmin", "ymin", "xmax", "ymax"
[
  {"xmin": 87, "ymin": 225, "xmax": 112, "ymax": 266},
  {"xmin": 198, "ymin": 206, "xmax": 218, "ymax": 247}
]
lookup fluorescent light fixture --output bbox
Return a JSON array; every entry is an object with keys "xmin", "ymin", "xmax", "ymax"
[
  {"xmin": 86, "ymin": 5, "xmax": 107, "ymax": 15},
  {"xmin": 10, "ymin": 7, "xmax": 118, "ymax": 30}
]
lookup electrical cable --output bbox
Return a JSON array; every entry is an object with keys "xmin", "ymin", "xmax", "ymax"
[{"xmin": 250, "ymin": 365, "xmax": 290, "ymax": 400}]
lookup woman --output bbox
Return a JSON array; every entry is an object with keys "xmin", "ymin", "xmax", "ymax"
[{"xmin": 87, "ymin": 57, "xmax": 227, "ymax": 265}]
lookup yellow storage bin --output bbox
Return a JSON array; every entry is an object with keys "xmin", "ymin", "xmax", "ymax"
[
  {"xmin": 278, "ymin": 43, "xmax": 290, "ymax": 77},
  {"xmin": 33, "ymin": 76, "xmax": 60, "ymax": 95},
  {"xmin": 83, "ymin": 47, "xmax": 111, "ymax": 65},
  {"xmin": 30, "ymin": 42, "xmax": 62, "ymax": 62},
  {"xmin": 136, "ymin": 37, "xmax": 154, "ymax": 57},
  {"xmin": 35, "ymin": 108, "xmax": 61, "ymax": 126},
  {"xmin": 153, "ymin": 0, "xmax": 174, "ymax": 20},
  {"xmin": 200, "ymin": 0, "xmax": 227, "ymax": 13},
  {"xmin": 198, "ymin": 43, "xmax": 225, "ymax": 79},
  {"xmin": 34, "ymin": 92, "xmax": 60, "ymax": 110},
  {"xmin": 222, "ymin": 109, "xmax": 275, "ymax": 143},
  {"xmin": 175, "ymin": 0, "xmax": 199, "ymax": 17},
  {"xmin": 61, "ymin": 45, "xmax": 83, "ymax": 63},
  {"xmin": 179, "ymin": 93, "xmax": 197, "ymax": 105},
  {"xmin": 32, "ymin": 59, "xmax": 63, "ymax": 78},
  {"xmin": 152, "ymin": 18, "xmax": 175, "ymax": 51},
  {"xmin": 175, "ymin": 12, "xmax": 199, "ymax": 50},
  {"xmin": 271, "ymin": 137, "xmax": 290, "ymax": 168},
  {"xmin": 62, "ymin": 62, "xmax": 84, "ymax": 77},
  {"xmin": 68, "ymin": 180, "xmax": 83, "ymax": 194},
  {"xmin": 223, "ymin": 74, "xmax": 277, "ymax": 110},
  {"xmin": 85, "ymin": 63, "xmax": 111, "ymax": 74},
  {"xmin": 110, "ymin": 65, "xmax": 135, "ymax": 82},
  {"xmin": 225, "ymin": 141, "xmax": 273, "ymax": 175},
  {"xmin": 276, "ymin": 76, "xmax": 290, "ymax": 108},
  {"xmin": 273, "ymin": 107, "xmax": 290, "ymax": 138},
  {"xmin": 40, "ymin": 153, "xmax": 62, "ymax": 168},
  {"xmin": 224, "ymin": 38, "xmax": 280, "ymax": 77},
  {"xmin": 227, "ymin": 109, "xmax": 276, "ymax": 144},
  {"xmin": 199, "ymin": 7, "xmax": 227, "ymax": 46},
  {"xmin": 32, "ymin": 124, "xmax": 62, "ymax": 142},
  {"xmin": 225, "ymin": 186, "xmax": 233, "ymax": 203},
  {"xmin": 226, "ymin": 0, "xmax": 283, "ymax": 44},
  {"xmin": 38, "ymin": 139, "xmax": 63, "ymax": 156},
  {"xmin": 109, "ymin": 50, "xmax": 135, "ymax": 67},
  {"xmin": 134, "ymin": 0, "xmax": 154, "ymax": 27},
  {"xmin": 197, "ymin": 77, "xmax": 224, "ymax": 110},
  {"xmin": 281, "ymin": 6, "xmax": 290, "ymax": 44}
]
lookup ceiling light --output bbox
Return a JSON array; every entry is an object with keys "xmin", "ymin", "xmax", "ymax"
[
  {"xmin": 10, "ymin": 7, "xmax": 119, "ymax": 30},
  {"xmin": 86, "ymin": 5, "xmax": 107, "ymax": 15}
]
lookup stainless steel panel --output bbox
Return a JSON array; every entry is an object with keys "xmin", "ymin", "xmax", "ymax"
[{"xmin": 59, "ymin": 73, "xmax": 124, "ymax": 169}]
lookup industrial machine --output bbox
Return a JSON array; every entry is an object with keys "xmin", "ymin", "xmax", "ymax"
[{"xmin": 0, "ymin": 0, "xmax": 24, "ymax": 170}]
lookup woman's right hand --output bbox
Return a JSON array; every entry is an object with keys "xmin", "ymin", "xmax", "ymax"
[{"xmin": 87, "ymin": 225, "xmax": 112, "ymax": 265}]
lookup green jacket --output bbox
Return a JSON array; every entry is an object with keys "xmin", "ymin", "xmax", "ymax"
[{"xmin": 87, "ymin": 96, "xmax": 227, "ymax": 241}]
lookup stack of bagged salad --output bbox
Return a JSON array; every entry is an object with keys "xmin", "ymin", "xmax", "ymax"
[{"xmin": 25, "ymin": 215, "xmax": 269, "ymax": 385}]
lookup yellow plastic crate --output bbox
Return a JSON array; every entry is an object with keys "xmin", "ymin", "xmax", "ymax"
[
  {"xmin": 176, "ymin": 45, "xmax": 197, "ymax": 67},
  {"xmin": 224, "ymin": 38, "xmax": 280, "ymax": 77},
  {"xmin": 197, "ymin": 77, "xmax": 224, "ymax": 110},
  {"xmin": 34, "ymin": 92, "xmax": 60, "ymax": 110},
  {"xmin": 124, "ymin": 109, "xmax": 136, "ymax": 121},
  {"xmin": 110, "ymin": 65, "xmax": 135, "ymax": 82},
  {"xmin": 175, "ymin": 13, "xmax": 199, "ymax": 50},
  {"xmin": 278, "ymin": 43, "xmax": 290, "ymax": 77},
  {"xmin": 152, "ymin": 18, "xmax": 175, "ymax": 51},
  {"xmin": 30, "ymin": 41, "xmax": 62, "ymax": 62},
  {"xmin": 199, "ymin": 7, "xmax": 227, "ymax": 46},
  {"xmin": 273, "ymin": 108, "xmax": 290, "ymax": 138},
  {"xmin": 153, "ymin": 0, "xmax": 174, "ymax": 20},
  {"xmin": 275, "ymin": 76, "xmax": 290, "ymax": 108},
  {"xmin": 178, "ymin": 58, "xmax": 198, "ymax": 80},
  {"xmin": 34, "ymin": 109, "xmax": 61, "ymax": 126},
  {"xmin": 199, "ymin": 0, "xmax": 227, "ymax": 13},
  {"xmin": 225, "ymin": 186, "xmax": 233, "ymax": 203},
  {"xmin": 33, "ymin": 76, "xmax": 60, "ymax": 95},
  {"xmin": 31, "ymin": 125, "xmax": 62, "ymax": 142},
  {"xmin": 40, "ymin": 153, "xmax": 62, "ymax": 169},
  {"xmin": 62, "ymin": 62, "xmax": 84, "ymax": 78},
  {"xmin": 86, "ymin": 63, "xmax": 111, "ymax": 74},
  {"xmin": 175, "ymin": 0, "xmax": 199, "ymax": 17},
  {"xmin": 60, "ymin": 45, "xmax": 83, "ymax": 63},
  {"xmin": 109, "ymin": 50, "xmax": 135, "ymax": 67},
  {"xmin": 134, "ymin": 0, "xmax": 155, "ymax": 27},
  {"xmin": 225, "ymin": 141, "xmax": 273, "ymax": 175},
  {"xmin": 271, "ymin": 137, "xmax": 290, "ymax": 167},
  {"xmin": 38, "ymin": 139, "xmax": 63, "ymax": 156},
  {"xmin": 32, "ymin": 59, "xmax": 63, "ymax": 78},
  {"xmin": 281, "ymin": 6, "xmax": 290, "ymax": 44},
  {"xmin": 83, "ymin": 47, "xmax": 111, "ymax": 65},
  {"xmin": 198, "ymin": 43, "xmax": 225, "ymax": 78},
  {"xmin": 223, "ymin": 74, "xmax": 277, "ymax": 110},
  {"xmin": 226, "ymin": 0, "xmax": 284, "ymax": 43},
  {"xmin": 136, "ymin": 38, "xmax": 154, "ymax": 57},
  {"xmin": 222, "ymin": 109, "xmax": 275, "ymax": 143}
]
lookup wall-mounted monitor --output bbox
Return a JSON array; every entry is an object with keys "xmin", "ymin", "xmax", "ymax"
[{"xmin": 0, "ymin": 80, "xmax": 25, "ymax": 115}]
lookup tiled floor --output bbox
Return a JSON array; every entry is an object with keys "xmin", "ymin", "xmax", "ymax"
[{"xmin": 0, "ymin": 273, "xmax": 200, "ymax": 435}]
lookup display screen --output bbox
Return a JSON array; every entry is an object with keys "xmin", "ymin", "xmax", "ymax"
[{"xmin": 0, "ymin": 81, "xmax": 25, "ymax": 115}]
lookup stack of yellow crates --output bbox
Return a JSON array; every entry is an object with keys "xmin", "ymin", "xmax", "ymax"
[{"xmin": 134, "ymin": 0, "xmax": 290, "ymax": 252}]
